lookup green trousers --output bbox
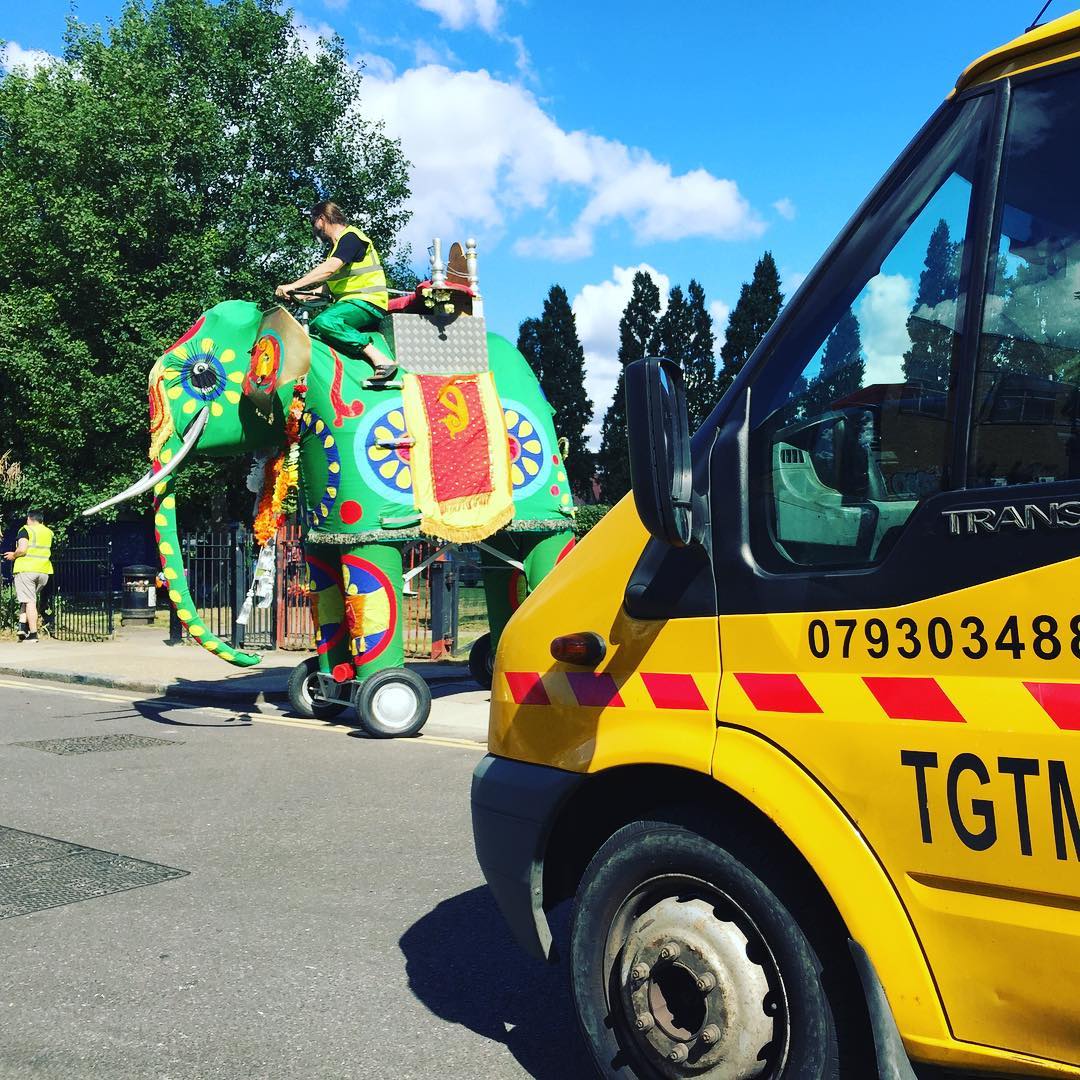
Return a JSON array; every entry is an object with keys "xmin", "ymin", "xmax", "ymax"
[{"xmin": 309, "ymin": 299, "xmax": 386, "ymax": 358}]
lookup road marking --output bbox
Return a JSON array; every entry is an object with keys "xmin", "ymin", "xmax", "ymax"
[
  {"xmin": 396, "ymin": 734, "xmax": 487, "ymax": 751},
  {"xmin": 0, "ymin": 679, "xmax": 139, "ymax": 705},
  {"xmin": 0, "ymin": 679, "xmax": 487, "ymax": 751}
]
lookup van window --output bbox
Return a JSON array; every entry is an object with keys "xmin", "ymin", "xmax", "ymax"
[
  {"xmin": 749, "ymin": 94, "xmax": 991, "ymax": 569},
  {"xmin": 970, "ymin": 69, "xmax": 1080, "ymax": 488}
]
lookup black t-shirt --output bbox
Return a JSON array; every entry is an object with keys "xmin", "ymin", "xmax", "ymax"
[
  {"xmin": 332, "ymin": 231, "xmax": 369, "ymax": 266},
  {"xmin": 17, "ymin": 527, "xmax": 29, "ymax": 544}
]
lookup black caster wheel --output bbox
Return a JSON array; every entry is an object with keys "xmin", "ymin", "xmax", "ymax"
[
  {"xmin": 287, "ymin": 657, "xmax": 347, "ymax": 720},
  {"xmin": 468, "ymin": 632, "xmax": 494, "ymax": 690}
]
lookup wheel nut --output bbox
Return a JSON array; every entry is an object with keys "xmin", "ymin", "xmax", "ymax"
[
  {"xmin": 700, "ymin": 1024, "xmax": 721, "ymax": 1046},
  {"xmin": 658, "ymin": 942, "xmax": 681, "ymax": 961},
  {"xmin": 696, "ymin": 972, "xmax": 717, "ymax": 993},
  {"xmin": 631, "ymin": 963, "xmax": 650, "ymax": 982},
  {"xmin": 634, "ymin": 1013, "xmax": 654, "ymax": 1032},
  {"xmin": 667, "ymin": 1044, "xmax": 689, "ymax": 1064}
]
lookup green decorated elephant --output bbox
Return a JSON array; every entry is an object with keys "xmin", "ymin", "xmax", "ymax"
[{"xmin": 88, "ymin": 286, "xmax": 575, "ymax": 736}]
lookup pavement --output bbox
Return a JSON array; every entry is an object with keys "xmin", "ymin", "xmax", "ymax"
[
  {"xmin": 0, "ymin": 623, "xmax": 473, "ymax": 707},
  {"xmin": 0, "ymin": 677, "xmax": 590, "ymax": 1079}
]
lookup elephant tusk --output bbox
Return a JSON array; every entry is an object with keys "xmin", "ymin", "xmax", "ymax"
[{"xmin": 83, "ymin": 408, "xmax": 209, "ymax": 516}]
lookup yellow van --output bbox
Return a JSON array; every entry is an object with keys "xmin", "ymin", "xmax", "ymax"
[{"xmin": 472, "ymin": 12, "xmax": 1080, "ymax": 1080}]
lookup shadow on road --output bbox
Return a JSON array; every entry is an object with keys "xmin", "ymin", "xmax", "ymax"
[{"xmin": 401, "ymin": 885, "xmax": 594, "ymax": 1080}]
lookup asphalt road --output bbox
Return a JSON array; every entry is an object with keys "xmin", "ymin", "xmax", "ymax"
[{"xmin": 0, "ymin": 679, "xmax": 593, "ymax": 1080}]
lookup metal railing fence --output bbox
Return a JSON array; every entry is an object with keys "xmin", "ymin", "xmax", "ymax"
[
  {"xmin": 1, "ymin": 523, "xmax": 488, "ymax": 658},
  {"xmin": 50, "ymin": 535, "xmax": 115, "ymax": 641}
]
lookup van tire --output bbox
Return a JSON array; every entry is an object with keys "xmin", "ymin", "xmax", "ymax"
[{"xmin": 570, "ymin": 818, "xmax": 840, "ymax": 1079}]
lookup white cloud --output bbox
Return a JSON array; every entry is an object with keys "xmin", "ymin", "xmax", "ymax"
[
  {"xmin": 858, "ymin": 272, "xmax": 913, "ymax": 384},
  {"xmin": 783, "ymin": 268, "xmax": 807, "ymax": 294},
  {"xmin": 291, "ymin": 16, "xmax": 337, "ymax": 59},
  {"xmin": 773, "ymin": 197, "xmax": 796, "ymax": 221},
  {"xmin": 0, "ymin": 42, "xmax": 57, "ymax": 74},
  {"xmin": 359, "ymin": 64, "xmax": 764, "ymax": 259},
  {"xmin": 571, "ymin": 264, "xmax": 670, "ymax": 447},
  {"xmin": 412, "ymin": 39, "xmax": 460, "ymax": 67},
  {"xmin": 414, "ymin": 0, "xmax": 502, "ymax": 32},
  {"xmin": 357, "ymin": 52, "xmax": 396, "ymax": 81},
  {"xmin": 709, "ymin": 299, "xmax": 731, "ymax": 355}
]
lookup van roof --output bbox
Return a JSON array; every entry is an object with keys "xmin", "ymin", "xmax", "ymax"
[{"xmin": 958, "ymin": 8, "xmax": 1080, "ymax": 90}]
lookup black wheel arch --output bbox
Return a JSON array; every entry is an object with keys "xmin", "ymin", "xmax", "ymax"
[{"xmin": 540, "ymin": 764, "xmax": 874, "ymax": 1066}]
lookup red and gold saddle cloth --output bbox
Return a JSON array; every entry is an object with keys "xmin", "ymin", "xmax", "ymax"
[{"xmin": 400, "ymin": 371, "xmax": 514, "ymax": 542}]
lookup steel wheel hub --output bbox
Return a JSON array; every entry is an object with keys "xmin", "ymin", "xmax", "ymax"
[
  {"xmin": 370, "ymin": 682, "xmax": 417, "ymax": 730},
  {"xmin": 618, "ymin": 897, "xmax": 774, "ymax": 1078}
]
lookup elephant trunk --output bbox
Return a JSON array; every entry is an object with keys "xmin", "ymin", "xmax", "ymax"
[{"xmin": 152, "ymin": 445, "xmax": 261, "ymax": 668}]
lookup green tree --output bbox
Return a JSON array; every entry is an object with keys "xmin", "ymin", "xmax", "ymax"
[
  {"xmin": 516, "ymin": 287, "xmax": 593, "ymax": 496},
  {"xmin": 516, "ymin": 316, "xmax": 544, "ymax": 381},
  {"xmin": 685, "ymin": 279, "xmax": 717, "ymax": 431},
  {"xmin": 0, "ymin": 0, "xmax": 412, "ymax": 531},
  {"xmin": 803, "ymin": 308, "xmax": 865, "ymax": 415},
  {"xmin": 653, "ymin": 281, "xmax": 718, "ymax": 432},
  {"xmin": 902, "ymin": 219, "xmax": 960, "ymax": 390},
  {"xmin": 597, "ymin": 270, "xmax": 661, "ymax": 502},
  {"xmin": 654, "ymin": 285, "xmax": 693, "ymax": 368},
  {"xmin": 716, "ymin": 251, "xmax": 784, "ymax": 398}
]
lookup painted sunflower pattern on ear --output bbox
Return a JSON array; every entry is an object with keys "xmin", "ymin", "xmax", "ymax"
[{"xmin": 161, "ymin": 335, "xmax": 245, "ymax": 418}]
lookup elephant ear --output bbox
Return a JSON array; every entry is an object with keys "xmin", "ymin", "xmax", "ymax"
[{"xmin": 243, "ymin": 307, "xmax": 313, "ymax": 419}]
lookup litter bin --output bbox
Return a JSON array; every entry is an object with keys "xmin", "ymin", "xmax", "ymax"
[{"xmin": 121, "ymin": 564, "xmax": 157, "ymax": 625}]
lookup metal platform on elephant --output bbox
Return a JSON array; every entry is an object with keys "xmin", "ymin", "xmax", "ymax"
[{"xmin": 379, "ymin": 312, "xmax": 489, "ymax": 374}]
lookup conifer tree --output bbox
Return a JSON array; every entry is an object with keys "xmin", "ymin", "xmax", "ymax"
[
  {"xmin": 902, "ymin": 219, "xmax": 960, "ymax": 390},
  {"xmin": 535, "ymin": 286, "xmax": 593, "ymax": 495},
  {"xmin": 716, "ymin": 252, "xmax": 784, "ymax": 398},
  {"xmin": 598, "ymin": 270, "xmax": 661, "ymax": 501},
  {"xmin": 516, "ymin": 317, "xmax": 544, "ymax": 383},
  {"xmin": 803, "ymin": 308, "xmax": 865, "ymax": 415},
  {"xmin": 685, "ymin": 279, "xmax": 717, "ymax": 431},
  {"xmin": 654, "ymin": 285, "xmax": 693, "ymax": 368}
]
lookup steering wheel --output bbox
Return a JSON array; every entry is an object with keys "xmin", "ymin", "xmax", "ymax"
[{"xmin": 278, "ymin": 287, "xmax": 330, "ymax": 320}]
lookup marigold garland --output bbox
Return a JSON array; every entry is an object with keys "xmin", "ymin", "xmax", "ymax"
[{"xmin": 253, "ymin": 390, "xmax": 306, "ymax": 546}]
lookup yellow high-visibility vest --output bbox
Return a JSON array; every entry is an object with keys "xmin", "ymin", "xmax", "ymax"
[
  {"xmin": 326, "ymin": 226, "xmax": 388, "ymax": 310},
  {"xmin": 13, "ymin": 523, "xmax": 54, "ymax": 575}
]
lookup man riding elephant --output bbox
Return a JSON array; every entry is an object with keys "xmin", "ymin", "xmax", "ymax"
[{"xmin": 275, "ymin": 201, "xmax": 396, "ymax": 380}]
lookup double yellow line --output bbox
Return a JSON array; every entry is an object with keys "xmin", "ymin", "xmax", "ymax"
[{"xmin": 0, "ymin": 678, "xmax": 486, "ymax": 752}]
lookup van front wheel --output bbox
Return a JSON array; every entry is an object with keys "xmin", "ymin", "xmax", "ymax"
[{"xmin": 570, "ymin": 819, "xmax": 839, "ymax": 1080}]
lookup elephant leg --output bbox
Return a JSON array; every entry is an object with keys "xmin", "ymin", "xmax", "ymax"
[
  {"xmin": 304, "ymin": 543, "xmax": 351, "ymax": 677},
  {"xmin": 480, "ymin": 530, "xmax": 575, "ymax": 651},
  {"xmin": 341, "ymin": 542, "xmax": 405, "ymax": 681}
]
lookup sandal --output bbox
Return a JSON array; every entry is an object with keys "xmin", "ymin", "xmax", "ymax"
[{"xmin": 362, "ymin": 343, "xmax": 398, "ymax": 382}]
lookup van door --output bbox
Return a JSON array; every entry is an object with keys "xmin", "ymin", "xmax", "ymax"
[{"xmin": 712, "ymin": 73, "xmax": 1080, "ymax": 1064}]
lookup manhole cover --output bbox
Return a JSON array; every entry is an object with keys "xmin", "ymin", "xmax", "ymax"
[
  {"xmin": 12, "ymin": 734, "xmax": 183, "ymax": 755},
  {"xmin": 0, "ymin": 826, "xmax": 188, "ymax": 918}
]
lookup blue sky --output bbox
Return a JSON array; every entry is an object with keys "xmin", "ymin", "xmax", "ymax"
[{"xmin": 0, "ymin": 0, "xmax": 1055, "ymax": 439}]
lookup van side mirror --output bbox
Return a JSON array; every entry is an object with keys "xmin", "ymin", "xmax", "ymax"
[{"xmin": 625, "ymin": 356, "xmax": 693, "ymax": 546}]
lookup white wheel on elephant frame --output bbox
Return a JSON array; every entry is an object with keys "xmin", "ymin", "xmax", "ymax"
[{"xmin": 355, "ymin": 667, "xmax": 432, "ymax": 738}]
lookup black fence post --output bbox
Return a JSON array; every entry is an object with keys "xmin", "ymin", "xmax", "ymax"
[
  {"xmin": 448, "ymin": 558, "xmax": 459, "ymax": 657},
  {"xmin": 232, "ymin": 525, "xmax": 246, "ymax": 650},
  {"xmin": 429, "ymin": 558, "xmax": 445, "ymax": 659},
  {"xmin": 169, "ymin": 599, "xmax": 183, "ymax": 643},
  {"xmin": 105, "ymin": 537, "xmax": 115, "ymax": 636}
]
